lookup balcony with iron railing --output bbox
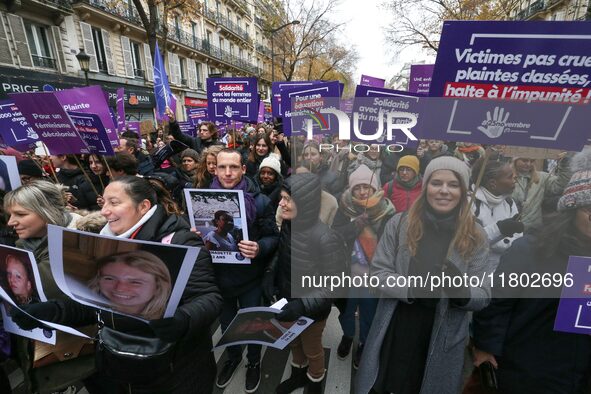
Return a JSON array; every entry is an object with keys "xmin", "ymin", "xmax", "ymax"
[
  {"xmin": 32, "ymin": 55, "xmax": 57, "ymax": 69},
  {"xmin": 74, "ymin": 0, "xmax": 143, "ymax": 25},
  {"xmin": 256, "ymin": 43, "xmax": 271, "ymax": 57},
  {"xmin": 514, "ymin": 0, "xmax": 561, "ymax": 20},
  {"xmin": 134, "ymin": 68, "xmax": 145, "ymax": 78},
  {"xmin": 203, "ymin": 8, "xmax": 250, "ymax": 43},
  {"xmin": 29, "ymin": 0, "xmax": 73, "ymax": 13}
]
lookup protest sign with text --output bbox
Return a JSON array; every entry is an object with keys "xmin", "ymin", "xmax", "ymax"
[
  {"xmin": 360, "ymin": 74, "xmax": 386, "ymax": 88},
  {"xmin": 0, "ymin": 100, "xmax": 39, "ymax": 151},
  {"xmin": 207, "ymin": 77, "xmax": 258, "ymax": 122},
  {"xmin": 409, "ymin": 64, "xmax": 435, "ymax": 95},
  {"xmin": 555, "ymin": 256, "xmax": 591, "ymax": 335},
  {"xmin": 271, "ymin": 81, "xmax": 321, "ymax": 117},
  {"xmin": 67, "ymin": 111, "xmax": 115, "ymax": 155},
  {"xmin": 10, "ymin": 92, "xmax": 89, "ymax": 155}
]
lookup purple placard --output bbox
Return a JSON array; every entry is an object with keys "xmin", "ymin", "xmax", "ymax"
[
  {"xmin": 340, "ymin": 98, "xmax": 354, "ymax": 114},
  {"xmin": 67, "ymin": 111, "xmax": 115, "ymax": 156},
  {"xmin": 9, "ymin": 92, "xmax": 89, "ymax": 154},
  {"xmin": 54, "ymin": 86, "xmax": 119, "ymax": 148},
  {"xmin": 353, "ymin": 85, "xmax": 422, "ymax": 146},
  {"xmin": 430, "ymin": 21, "xmax": 591, "ymax": 101},
  {"xmin": 555, "ymin": 256, "xmax": 591, "ymax": 335},
  {"xmin": 186, "ymin": 108, "xmax": 208, "ymax": 126},
  {"xmin": 177, "ymin": 121, "xmax": 196, "ymax": 138},
  {"xmin": 281, "ymin": 81, "xmax": 341, "ymax": 136},
  {"xmin": 416, "ymin": 97, "xmax": 589, "ymax": 150},
  {"xmin": 125, "ymin": 121, "xmax": 141, "ymax": 137},
  {"xmin": 0, "ymin": 100, "xmax": 39, "ymax": 151},
  {"xmin": 408, "ymin": 64, "xmax": 435, "ymax": 95},
  {"xmin": 271, "ymin": 81, "xmax": 322, "ymax": 117},
  {"xmin": 207, "ymin": 77, "xmax": 258, "ymax": 122},
  {"xmin": 116, "ymin": 88, "xmax": 125, "ymax": 132},
  {"xmin": 360, "ymin": 74, "xmax": 386, "ymax": 88}
]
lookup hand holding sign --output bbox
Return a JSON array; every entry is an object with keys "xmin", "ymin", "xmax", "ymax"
[{"xmin": 165, "ymin": 106, "xmax": 175, "ymax": 122}]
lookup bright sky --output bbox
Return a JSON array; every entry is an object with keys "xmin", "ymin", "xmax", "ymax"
[{"xmin": 332, "ymin": 0, "xmax": 436, "ymax": 84}]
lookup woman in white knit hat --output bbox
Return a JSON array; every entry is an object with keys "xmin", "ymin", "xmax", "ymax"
[
  {"xmin": 356, "ymin": 156, "xmax": 492, "ymax": 394},
  {"xmin": 255, "ymin": 154, "xmax": 283, "ymax": 211},
  {"xmin": 470, "ymin": 148, "xmax": 591, "ymax": 393}
]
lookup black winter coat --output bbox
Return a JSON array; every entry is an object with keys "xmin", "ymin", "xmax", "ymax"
[
  {"xmin": 53, "ymin": 205, "xmax": 223, "ymax": 393},
  {"xmin": 77, "ymin": 174, "xmax": 109, "ymax": 211},
  {"xmin": 56, "ymin": 168, "xmax": 86, "ymax": 208},
  {"xmin": 473, "ymin": 236, "xmax": 591, "ymax": 394},
  {"xmin": 269, "ymin": 173, "xmax": 347, "ymax": 321}
]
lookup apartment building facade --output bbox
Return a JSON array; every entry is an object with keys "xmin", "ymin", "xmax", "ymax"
[
  {"xmin": 0, "ymin": 0, "xmax": 274, "ymax": 122},
  {"xmin": 512, "ymin": 0, "xmax": 589, "ymax": 20}
]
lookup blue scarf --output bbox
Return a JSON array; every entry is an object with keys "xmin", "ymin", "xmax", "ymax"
[{"xmin": 211, "ymin": 177, "xmax": 257, "ymax": 224}]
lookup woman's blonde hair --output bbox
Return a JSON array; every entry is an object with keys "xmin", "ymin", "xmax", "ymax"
[
  {"xmin": 406, "ymin": 171, "xmax": 484, "ymax": 261},
  {"xmin": 512, "ymin": 158, "xmax": 540, "ymax": 184},
  {"xmin": 4, "ymin": 180, "xmax": 68, "ymax": 228},
  {"xmin": 88, "ymin": 250, "xmax": 172, "ymax": 320}
]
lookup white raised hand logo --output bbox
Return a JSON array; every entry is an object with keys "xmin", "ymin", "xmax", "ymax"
[
  {"xmin": 224, "ymin": 105, "xmax": 233, "ymax": 118},
  {"xmin": 478, "ymin": 107, "xmax": 510, "ymax": 139}
]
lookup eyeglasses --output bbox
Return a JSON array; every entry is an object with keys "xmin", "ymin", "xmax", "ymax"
[{"xmin": 398, "ymin": 167, "xmax": 414, "ymax": 173}]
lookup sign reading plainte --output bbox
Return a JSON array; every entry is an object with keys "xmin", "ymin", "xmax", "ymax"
[{"xmin": 207, "ymin": 77, "xmax": 259, "ymax": 122}]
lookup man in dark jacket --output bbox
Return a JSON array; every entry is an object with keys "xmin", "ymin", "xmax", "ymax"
[
  {"xmin": 167, "ymin": 107, "xmax": 223, "ymax": 154},
  {"xmin": 211, "ymin": 149, "xmax": 279, "ymax": 393},
  {"xmin": 115, "ymin": 132, "xmax": 154, "ymax": 176}
]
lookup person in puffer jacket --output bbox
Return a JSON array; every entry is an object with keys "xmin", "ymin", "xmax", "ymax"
[{"xmin": 263, "ymin": 173, "xmax": 347, "ymax": 394}]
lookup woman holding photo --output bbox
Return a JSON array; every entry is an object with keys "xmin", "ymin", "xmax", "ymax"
[
  {"xmin": 355, "ymin": 156, "xmax": 492, "ymax": 394},
  {"xmin": 10, "ymin": 176, "xmax": 222, "ymax": 393}
]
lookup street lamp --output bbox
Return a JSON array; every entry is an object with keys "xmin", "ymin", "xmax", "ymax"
[
  {"xmin": 268, "ymin": 20, "xmax": 300, "ymax": 82},
  {"xmin": 76, "ymin": 48, "xmax": 90, "ymax": 86}
]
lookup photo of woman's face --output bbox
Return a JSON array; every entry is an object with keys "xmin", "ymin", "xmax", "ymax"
[
  {"xmin": 98, "ymin": 261, "xmax": 157, "ymax": 315},
  {"xmin": 6, "ymin": 257, "xmax": 32, "ymax": 302}
]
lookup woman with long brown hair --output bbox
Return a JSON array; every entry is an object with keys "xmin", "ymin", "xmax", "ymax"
[
  {"xmin": 194, "ymin": 145, "xmax": 224, "ymax": 188},
  {"xmin": 356, "ymin": 156, "xmax": 492, "ymax": 394}
]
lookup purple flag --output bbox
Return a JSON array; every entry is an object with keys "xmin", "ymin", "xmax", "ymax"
[
  {"xmin": 126, "ymin": 122, "xmax": 141, "ymax": 137},
  {"xmin": 54, "ymin": 86, "xmax": 119, "ymax": 148},
  {"xmin": 360, "ymin": 74, "xmax": 385, "ymax": 88},
  {"xmin": 153, "ymin": 42, "xmax": 176, "ymax": 120},
  {"xmin": 10, "ymin": 92, "xmax": 89, "ymax": 154},
  {"xmin": 207, "ymin": 77, "xmax": 259, "ymax": 122},
  {"xmin": 257, "ymin": 100, "xmax": 265, "ymax": 123},
  {"xmin": 408, "ymin": 65, "xmax": 435, "ymax": 95},
  {"xmin": 67, "ymin": 111, "xmax": 115, "ymax": 155},
  {"xmin": 0, "ymin": 100, "xmax": 39, "ymax": 151},
  {"xmin": 116, "ymin": 88, "xmax": 126, "ymax": 132}
]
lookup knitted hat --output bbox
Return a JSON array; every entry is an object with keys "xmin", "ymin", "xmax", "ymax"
[
  {"xmin": 259, "ymin": 154, "xmax": 281, "ymax": 175},
  {"xmin": 557, "ymin": 148, "xmax": 591, "ymax": 211},
  {"xmin": 17, "ymin": 159, "xmax": 43, "ymax": 178},
  {"xmin": 180, "ymin": 148, "xmax": 200, "ymax": 162},
  {"xmin": 397, "ymin": 155, "xmax": 420, "ymax": 174},
  {"xmin": 349, "ymin": 164, "xmax": 379, "ymax": 192},
  {"xmin": 422, "ymin": 156, "xmax": 470, "ymax": 190}
]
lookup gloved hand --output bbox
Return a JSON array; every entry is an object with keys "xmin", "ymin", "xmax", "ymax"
[
  {"xmin": 496, "ymin": 214, "xmax": 524, "ymax": 237},
  {"xmin": 276, "ymin": 299, "xmax": 305, "ymax": 322},
  {"xmin": 149, "ymin": 310, "xmax": 190, "ymax": 343},
  {"xmin": 442, "ymin": 261, "xmax": 470, "ymax": 301},
  {"xmin": 262, "ymin": 269, "xmax": 277, "ymax": 302},
  {"xmin": 353, "ymin": 213, "xmax": 369, "ymax": 231},
  {"xmin": 10, "ymin": 302, "xmax": 61, "ymax": 331}
]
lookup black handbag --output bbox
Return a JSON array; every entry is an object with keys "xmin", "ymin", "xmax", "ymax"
[{"xmin": 96, "ymin": 326, "xmax": 175, "ymax": 384}]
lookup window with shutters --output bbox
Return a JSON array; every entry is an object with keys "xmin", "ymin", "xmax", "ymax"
[
  {"xmin": 91, "ymin": 27, "xmax": 108, "ymax": 73},
  {"xmin": 196, "ymin": 62, "xmax": 203, "ymax": 89},
  {"xmin": 179, "ymin": 56, "xmax": 186, "ymax": 85},
  {"xmin": 130, "ymin": 41, "xmax": 144, "ymax": 78},
  {"xmin": 191, "ymin": 22, "xmax": 199, "ymax": 47},
  {"xmin": 24, "ymin": 22, "xmax": 55, "ymax": 69}
]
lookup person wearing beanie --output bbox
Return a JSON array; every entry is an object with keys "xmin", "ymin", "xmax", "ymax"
[
  {"xmin": 301, "ymin": 141, "xmax": 342, "ymax": 197},
  {"xmin": 383, "ymin": 155, "xmax": 423, "ymax": 212},
  {"xmin": 347, "ymin": 144, "xmax": 383, "ymax": 189},
  {"xmin": 246, "ymin": 133, "xmax": 288, "ymax": 181},
  {"xmin": 332, "ymin": 164, "xmax": 395, "ymax": 369},
  {"xmin": 470, "ymin": 148, "xmax": 591, "ymax": 393},
  {"xmin": 356, "ymin": 156, "xmax": 491, "ymax": 394},
  {"xmin": 255, "ymin": 154, "xmax": 283, "ymax": 211},
  {"xmin": 511, "ymin": 151, "xmax": 573, "ymax": 232},
  {"xmin": 17, "ymin": 160, "xmax": 45, "ymax": 185},
  {"xmin": 263, "ymin": 173, "xmax": 347, "ymax": 394}
]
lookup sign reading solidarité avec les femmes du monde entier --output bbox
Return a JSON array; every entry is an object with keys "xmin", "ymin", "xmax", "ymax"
[
  {"xmin": 421, "ymin": 21, "xmax": 591, "ymax": 150},
  {"xmin": 207, "ymin": 77, "xmax": 259, "ymax": 123}
]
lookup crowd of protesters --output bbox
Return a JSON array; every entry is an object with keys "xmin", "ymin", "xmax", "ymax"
[{"xmin": 0, "ymin": 112, "xmax": 589, "ymax": 394}]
